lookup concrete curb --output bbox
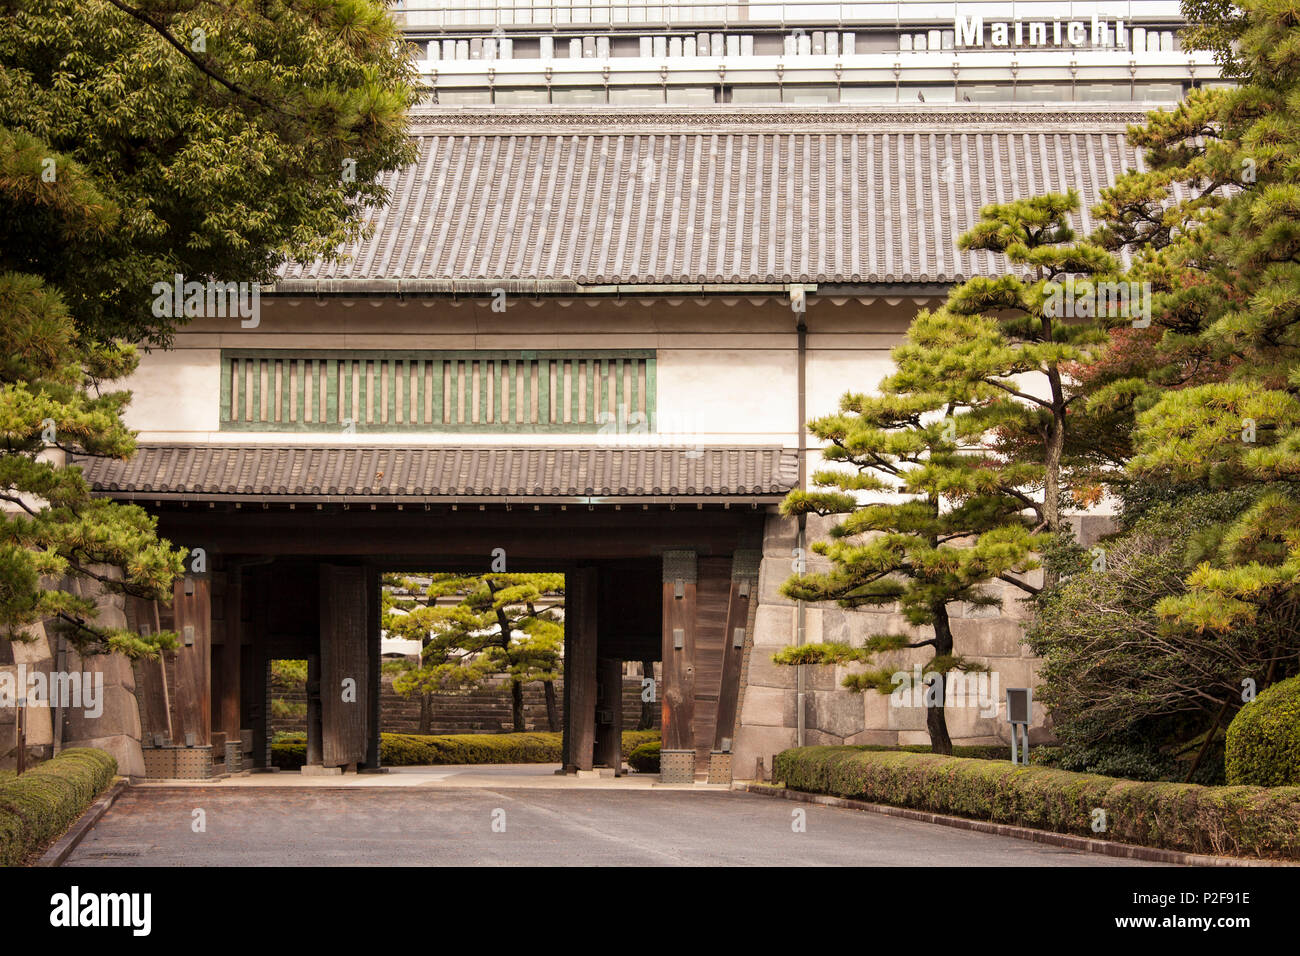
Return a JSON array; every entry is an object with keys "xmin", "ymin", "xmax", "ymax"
[
  {"xmin": 35, "ymin": 779, "xmax": 128, "ymax": 868},
  {"xmin": 734, "ymin": 782, "xmax": 1293, "ymax": 867}
]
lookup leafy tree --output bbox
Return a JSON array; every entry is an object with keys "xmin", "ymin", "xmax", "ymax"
[
  {"xmin": 0, "ymin": 0, "xmax": 417, "ymax": 658},
  {"xmin": 385, "ymin": 573, "xmax": 565, "ymax": 734},
  {"xmin": 1181, "ymin": 0, "xmax": 1252, "ymax": 78},
  {"xmin": 0, "ymin": 0, "xmax": 418, "ymax": 345},
  {"xmin": 774, "ymin": 381, "xmax": 1043, "ymax": 753}
]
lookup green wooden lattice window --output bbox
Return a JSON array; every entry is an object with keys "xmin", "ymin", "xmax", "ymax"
[{"xmin": 219, "ymin": 349, "xmax": 657, "ymax": 433}]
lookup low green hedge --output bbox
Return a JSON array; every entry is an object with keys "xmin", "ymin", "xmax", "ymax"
[
  {"xmin": 0, "ymin": 748, "xmax": 117, "ymax": 866},
  {"xmin": 1226, "ymin": 675, "xmax": 1300, "ymax": 786},
  {"xmin": 774, "ymin": 745, "xmax": 1300, "ymax": 860},
  {"xmin": 628, "ymin": 741, "xmax": 661, "ymax": 773},
  {"xmin": 272, "ymin": 730, "xmax": 662, "ymax": 769}
]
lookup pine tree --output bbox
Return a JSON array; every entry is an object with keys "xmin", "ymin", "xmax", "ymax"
[
  {"xmin": 1089, "ymin": 0, "xmax": 1300, "ymax": 635},
  {"xmin": 890, "ymin": 193, "xmax": 1126, "ymax": 563},
  {"xmin": 0, "ymin": 129, "xmax": 183, "ymax": 655},
  {"xmin": 385, "ymin": 573, "xmax": 565, "ymax": 734},
  {"xmin": 774, "ymin": 381, "xmax": 1043, "ymax": 753}
]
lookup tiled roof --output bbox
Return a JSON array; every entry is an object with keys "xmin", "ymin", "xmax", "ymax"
[
  {"xmin": 76, "ymin": 445, "xmax": 799, "ymax": 501},
  {"xmin": 276, "ymin": 105, "xmax": 1158, "ymax": 290}
]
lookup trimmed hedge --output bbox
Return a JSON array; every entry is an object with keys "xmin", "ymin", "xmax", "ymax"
[
  {"xmin": 1226, "ymin": 675, "xmax": 1300, "ymax": 786},
  {"xmin": 0, "ymin": 748, "xmax": 117, "ymax": 866},
  {"xmin": 272, "ymin": 730, "xmax": 662, "ymax": 769},
  {"xmin": 774, "ymin": 745, "xmax": 1300, "ymax": 859},
  {"xmin": 628, "ymin": 741, "xmax": 661, "ymax": 773}
]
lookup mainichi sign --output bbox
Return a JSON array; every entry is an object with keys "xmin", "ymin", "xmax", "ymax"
[{"xmin": 954, "ymin": 15, "xmax": 1132, "ymax": 49}]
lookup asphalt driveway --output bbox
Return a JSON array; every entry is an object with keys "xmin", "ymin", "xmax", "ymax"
[{"xmin": 64, "ymin": 786, "xmax": 1166, "ymax": 866}]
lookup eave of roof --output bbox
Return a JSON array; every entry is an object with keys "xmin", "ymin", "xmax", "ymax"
[{"xmin": 76, "ymin": 444, "xmax": 799, "ymax": 505}]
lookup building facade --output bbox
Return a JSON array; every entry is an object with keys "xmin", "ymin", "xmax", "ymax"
[{"xmin": 52, "ymin": 3, "xmax": 1190, "ymax": 780}]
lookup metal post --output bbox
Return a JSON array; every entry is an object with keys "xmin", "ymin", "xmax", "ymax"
[{"xmin": 15, "ymin": 698, "xmax": 26, "ymax": 775}]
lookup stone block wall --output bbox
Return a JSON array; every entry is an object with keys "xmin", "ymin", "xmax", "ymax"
[
  {"xmin": 731, "ymin": 510, "xmax": 1119, "ymax": 780},
  {"xmin": 0, "ymin": 569, "xmax": 145, "ymax": 776}
]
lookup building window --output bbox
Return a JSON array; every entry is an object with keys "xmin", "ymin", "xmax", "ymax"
[
  {"xmin": 781, "ymin": 85, "xmax": 838, "ymax": 103},
  {"xmin": 551, "ymin": 87, "xmax": 608, "ymax": 104},
  {"xmin": 956, "ymin": 84, "xmax": 1015, "ymax": 102},
  {"xmin": 220, "ymin": 349, "xmax": 658, "ymax": 434},
  {"xmin": 840, "ymin": 85, "xmax": 900, "ymax": 103},
  {"xmin": 435, "ymin": 88, "xmax": 492, "ymax": 105}
]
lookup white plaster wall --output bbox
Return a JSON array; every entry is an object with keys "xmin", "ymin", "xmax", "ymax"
[{"xmin": 120, "ymin": 295, "xmax": 922, "ymax": 446}]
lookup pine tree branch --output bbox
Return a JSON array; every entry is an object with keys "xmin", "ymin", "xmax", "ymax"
[
  {"xmin": 998, "ymin": 573, "xmax": 1040, "ymax": 595},
  {"xmin": 984, "ymin": 378, "xmax": 1054, "ymax": 409}
]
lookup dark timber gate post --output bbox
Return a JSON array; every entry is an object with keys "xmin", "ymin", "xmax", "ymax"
[
  {"xmin": 660, "ymin": 550, "xmax": 697, "ymax": 783},
  {"xmin": 594, "ymin": 658, "xmax": 623, "ymax": 774},
  {"xmin": 305, "ymin": 653, "xmax": 322, "ymax": 768},
  {"xmin": 711, "ymin": 549, "xmax": 760, "ymax": 784},
  {"xmin": 171, "ymin": 573, "xmax": 211, "ymax": 751},
  {"xmin": 219, "ymin": 560, "xmax": 243, "ymax": 763},
  {"xmin": 564, "ymin": 565, "xmax": 598, "ymax": 773},
  {"xmin": 318, "ymin": 564, "xmax": 372, "ymax": 772},
  {"xmin": 365, "ymin": 566, "xmax": 381, "ymax": 770}
]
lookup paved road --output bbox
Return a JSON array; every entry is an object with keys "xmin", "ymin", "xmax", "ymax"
[{"xmin": 66, "ymin": 787, "xmax": 1165, "ymax": 866}]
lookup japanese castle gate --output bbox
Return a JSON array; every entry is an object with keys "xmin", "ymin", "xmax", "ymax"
[{"xmin": 76, "ymin": 104, "xmax": 1147, "ymax": 781}]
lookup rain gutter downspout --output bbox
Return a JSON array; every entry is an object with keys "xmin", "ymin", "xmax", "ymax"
[{"xmin": 794, "ymin": 285, "xmax": 808, "ymax": 749}]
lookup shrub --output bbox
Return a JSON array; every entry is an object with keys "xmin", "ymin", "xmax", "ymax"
[
  {"xmin": 270, "ymin": 730, "xmax": 662, "ymax": 770},
  {"xmin": 774, "ymin": 746, "xmax": 1300, "ymax": 859},
  {"xmin": 628, "ymin": 741, "xmax": 660, "ymax": 773},
  {"xmin": 0, "ymin": 748, "xmax": 117, "ymax": 866},
  {"xmin": 1026, "ymin": 489, "xmax": 1293, "ymax": 785},
  {"xmin": 1226, "ymin": 676, "xmax": 1300, "ymax": 786},
  {"xmin": 621, "ymin": 730, "xmax": 660, "ymax": 758}
]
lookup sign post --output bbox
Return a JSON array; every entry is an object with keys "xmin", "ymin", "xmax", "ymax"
[
  {"xmin": 1006, "ymin": 687, "xmax": 1032, "ymax": 766},
  {"xmin": 15, "ymin": 697, "xmax": 26, "ymax": 775}
]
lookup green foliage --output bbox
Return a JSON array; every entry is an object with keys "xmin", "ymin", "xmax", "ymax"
[
  {"xmin": 270, "ymin": 730, "xmax": 660, "ymax": 769},
  {"xmin": 270, "ymin": 659, "xmax": 307, "ymax": 689},
  {"xmin": 0, "ymin": 747, "xmax": 116, "ymax": 866},
  {"xmin": 627, "ymin": 740, "xmax": 660, "ymax": 773},
  {"xmin": 773, "ymin": 745, "xmax": 1300, "ymax": 859},
  {"xmin": 1181, "ymin": 0, "xmax": 1252, "ymax": 77},
  {"xmin": 0, "ymin": 0, "xmax": 417, "ymax": 657},
  {"xmin": 895, "ymin": 193, "xmax": 1129, "ymax": 534},
  {"xmin": 621, "ymin": 730, "xmax": 660, "ymax": 755},
  {"xmin": 385, "ymin": 573, "xmax": 564, "ymax": 732},
  {"xmin": 0, "ymin": 0, "xmax": 419, "ymax": 346},
  {"xmin": 0, "ymin": 143, "xmax": 183, "ymax": 656},
  {"xmin": 777, "ymin": 269, "xmax": 1053, "ymax": 750},
  {"xmin": 270, "ymin": 697, "xmax": 306, "ymax": 720},
  {"xmin": 1090, "ymin": 0, "xmax": 1300, "ymax": 635},
  {"xmin": 1226, "ymin": 675, "xmax": 1300, "ymax": 785},
  {"xmin": 1027, "ymin": 489, "xmax": 1297, "ymax": 782}
]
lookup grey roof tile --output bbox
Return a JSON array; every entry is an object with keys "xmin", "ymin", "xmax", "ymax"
[
  {"xmin": 76, "ymin": 445, "xmax": 798, "ymax": 500},
  {"xmin": 276, "ymin": 106, "xmax": 1162, "ymax": 289}
]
